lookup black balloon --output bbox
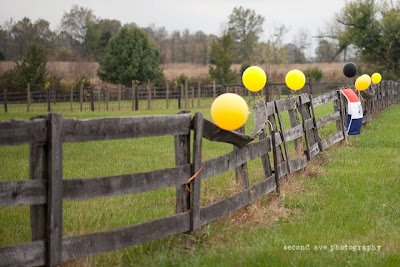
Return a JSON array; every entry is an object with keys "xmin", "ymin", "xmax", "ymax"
[{"xmin": 343, "ymin": 62, "xmax": 358, "ymax": 78}]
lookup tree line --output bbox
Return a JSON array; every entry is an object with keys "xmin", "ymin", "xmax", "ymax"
[
  {"xmin": 0, "ymin": 5, "xmax": 212, "ymax": 65},
  {"xmin": 0, "ymin": 5, "xmax": 341, "ymax": 65}
]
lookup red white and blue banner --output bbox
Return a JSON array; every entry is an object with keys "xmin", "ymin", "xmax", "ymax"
[{"xmin": 340, "ymin": 88, "xmax": 363, "ymax": 135}]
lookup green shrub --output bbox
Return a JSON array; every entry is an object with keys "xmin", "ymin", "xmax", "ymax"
[
  {"xmin": 303, "ymin": 67, "xmax": 323, "ymax": 81},
  {"xmin": 176, "ymin": 74, "xmax": 188, "ymax": 86},
  {"xmin": 382, "ymin": 69, "xmax": 398, "ymax": 81},
  {"xmin": 0, "ymin": 68, "xmax": 21, "ymax": 91}
]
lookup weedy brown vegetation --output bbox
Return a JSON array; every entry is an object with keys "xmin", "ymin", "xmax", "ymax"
[{"xmin": 0, "ymin": 61, "xmax": 348, "ymax": 83}]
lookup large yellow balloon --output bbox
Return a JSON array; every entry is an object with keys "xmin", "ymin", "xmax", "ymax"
[
  {"xmin": 285, "ymin": 69, "xmax": 306, "ymax": 90},
  {"xmin": 355, "ymin": 74, "xmax": 371, "ymax": 91},
  {"xmin": 242, "ymin": 66, "xmax": 266, "ymax": 92},
  {"xmin": 211, "ymin": 93, "xmax": 249, "ymax": 131},
  {"xmin": 371, "ymin": 73, "xmax": 382, "ymax": 84}
]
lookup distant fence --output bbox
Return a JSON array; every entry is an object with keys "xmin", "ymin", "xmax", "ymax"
[
  {"xmin": 0, "ymin": 81, "xmax": 352, "ymax": 112},
  {"xmin": 0, "ymin": 81, "xmax": 399, "ymax": 266}
]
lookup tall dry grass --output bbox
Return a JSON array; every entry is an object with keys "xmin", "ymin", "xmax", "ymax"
[
  {"xmin": 0, "ymin": 61, "xmax": 347, "ymax": 83},
  {"xmin": 0, "ymin": 61, "xmax": 100, "ymax": 84},
  {"xmin": 155, "ymin": 62, "xmax": 346, "ymax": 82},
  {"xmin": 46, "ymin": 61, "xmax": 100, "ymax": 83}
]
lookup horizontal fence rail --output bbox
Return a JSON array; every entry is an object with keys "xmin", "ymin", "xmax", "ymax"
[
  {"xmin": 0, "ymin": 81, "xmax": 399, "ymax": 266},
  {"xmin": 1, "ymin": 81, "xmax": 354, "ymax": 113}
]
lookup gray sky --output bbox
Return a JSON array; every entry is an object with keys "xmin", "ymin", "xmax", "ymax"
[{"xmin": 1, "ymin": 0, "xmax": 347, "ymax": 56}]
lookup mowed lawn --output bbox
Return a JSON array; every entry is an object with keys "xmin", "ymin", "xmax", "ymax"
[{"xmin": 0, "ymin": 100, "xmax": 399, "ymax": 266}]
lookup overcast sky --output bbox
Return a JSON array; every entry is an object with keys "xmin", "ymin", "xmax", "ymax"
[{"xmin": 1, "ymin": 0, "xmax": 348, "ymax": 56}]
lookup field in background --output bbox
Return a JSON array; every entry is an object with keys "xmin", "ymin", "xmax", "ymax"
[{"xmin": 0, "ymin": 61, "xmax": 347, "ymax": 84}]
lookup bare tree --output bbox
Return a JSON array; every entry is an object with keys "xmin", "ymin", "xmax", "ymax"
[
  {"xmin": 292, "ymin": 28, "xmax": 310, "ymax": 63},
  {"xmin": 60, "ymin": 5, "xmax": 97, "ymax": 58},
  {"xmin": 228, "ymin": 6, "xmax": 265, "ymax": 63}
]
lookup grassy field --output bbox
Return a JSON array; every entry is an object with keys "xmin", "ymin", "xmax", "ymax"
[
  {"xmin": 1, "ymin": 98, "xmax": 214, "ymax": 113},
  {"xmin": 1, "ymin": 100, "xmax": 397, "ymax": 266}
]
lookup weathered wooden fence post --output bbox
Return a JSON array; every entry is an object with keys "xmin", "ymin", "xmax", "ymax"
[
  {"xmin": 259, "ymin": 127, "xmax": 273, "ymax": 179},
  {"xmin": 3, "ymin": 89, "xmax": 7, "ymax": 112},
  {"xmin": 97, "ymin": 83, "xmax": 101, "ymax": 111},
  {"xmin": 29, "ymin": 116, "xmax": 48, "ymax": 243},
  {"xmin": 47, "ymin": 113, "xmax": 63, "ymax": 266},
  {"xmin": 275, "ymin": 102, "xmax": 291, "ymax": 175},
  {"xmin": 118, "ymin": 83, "xmax": 122, "ymax": 111},
  {"xmin": 178, "ymin": 84, "xmax": 183, "ymax": 109},
  {"xmin": 221, "ymin": 79, "xmax": 226, "ymax": 94},
  {"xmin": 267, "ymin": 102, "xmax": 286, "ymax": 193},
  {"xmin": 334, "ymin": 90, "xmax": 347, "ymax": 140},
  {"xmin": 197, "ymin": 81, "xmax": 201, "ymax": 108},
  {"xmin": 262, "ymin": 87, "xmax": 266, "ymax": 100},
  {"xmin": 270, "ymin": 122, "xmax": 280, "ymax": 194},
  {"xmin": 53, "ymin": 89, "xmax": 56, "ymax": 106},
  {"xmin": 147, "ymin": 80, "xmax": 151, "ymax": 110},
  {"xmin": 184, "ymin": 80, "xmax": 188, "ymax": 109},
  {"xmin": 288, "ymin": 96, "xmax": 303, "ymax": 155},
  {"xmin": 106, "ymin": 88, "xmax": 109, "ymax": 111},
  {"xmin": 309, "ymin": 95, "xmax": 322, "ymax": 151},
  {"xmin": 131, "ymin": 81, "xmax": 136, "ymax": 110},
  {"xmin": 90, "ymin": 87, "xmax": 94, "ymax": 112},
  {"xmin": 135, "ymin": 83, "xmax": 139, "ymax": 111},
  {"xmin": 174, "ymin": 115, "xmax": 191, "ymax": 213},
  {"xmin": 234, "ymin": 126, "xmax": 249, "ymax": 189},
  {"xmin": 213, "ymin": 81, "xmax": 216, "ymax": 99},
  {"xmin": 265, "ymin": 83, "xmax": 270, "ymax": 103},
  {"xmin": 190, "ymin": 112, "xmax": 203, "ymax": 231},
  {"xmin": 47, "ymin": 88, "xmax": 51, "ymax": 112},
  {"xmin": 27, "ymin": 83, "xmax": 31, "ymax": 112},
  {"xmin": 191, "ymin": 87, "xmax": 194, "ymax": 108},
  {"xmin": 166, "ymin": 82, "xmax": 169, "ymax": 109},
  {"xmin": 80, "ymin": 83, "xmax": 83, "ymax": 112},
  {"xmin": 70, "ymin": 88, "xmax": 73, "ymax": 111}
]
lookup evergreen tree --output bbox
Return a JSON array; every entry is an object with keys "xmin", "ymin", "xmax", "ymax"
[
  {"xmin": 98, "ymin": 26, "xmax": 164, "ymax": 86},
  {"xmin": 208, "ymin": 33, "xmax": 237, "ymax": 84},
  {"xmin": 17, "ymin": 43, "xmax": 47, "ymax": 90}
]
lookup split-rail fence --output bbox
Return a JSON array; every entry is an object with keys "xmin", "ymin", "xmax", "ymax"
[{"xmin": 0, "ymin": 81, "xmax": 399, "ymax": 266}]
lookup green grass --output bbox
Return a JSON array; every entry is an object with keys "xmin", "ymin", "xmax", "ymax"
[
  {"xmin": 2, "ymin": 99, "xmax": 397, "ymax": 266},
  {"xmin": 1, "ymin": 97, "xmax": 214, "ymax": 113}
]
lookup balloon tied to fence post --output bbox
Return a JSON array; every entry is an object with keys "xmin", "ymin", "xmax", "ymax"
[
  {"xmin": 371, "ymin": 73, "xmax": 382, "ymax": 84},
  {"xmin": 242, "ymin": 66, "xmax": 267, "ymax": 92},
  {"xmin": 211, "ymin": 93, "xmax": 249, "ymax": 131},
  {"xmin": 285, "ymin": 69, "xmax": 306, "ymax": 91},
  {"xmin": 343, "ymin": 62, "xmax": 358, "ymax": 78},
  {"xmin": 355, "ymin": 74, "xmax": 371, "ymax": 91}
]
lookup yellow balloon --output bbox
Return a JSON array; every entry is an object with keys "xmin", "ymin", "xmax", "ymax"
[
  {"xmin": 355, "ymin": 74, "xmax": 371, "ymax": 91},
  {"xmin": 211, "ymin": 93, "xmax": 249, "ymax": 131},
  {"xmin": 285, "ymin": 69, "xmax": 306, "ymax": 90},
  {"xmin": 242, "ymin": 66, "xmax": 267, "ymax": 92},
  {"xmin": 371, "ymin": 73, "xmax": 382, "ymax": 84}
]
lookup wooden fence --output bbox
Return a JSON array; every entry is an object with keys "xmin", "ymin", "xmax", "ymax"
[
  {"xmin": 0, "ymin": 81, "xmax": 399, "ymax": 266},
  {"xmin": 1, "ymin": 81, "xmax": 351, "ymax": 112}
]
